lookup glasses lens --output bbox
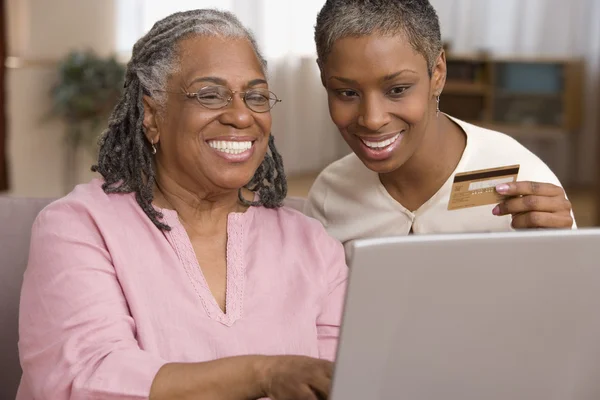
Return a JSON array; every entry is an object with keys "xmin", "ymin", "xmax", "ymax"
[
  {"xmin": 245, "ymin": 89, "xmax": 278, "ymax": 112},
  {"xmin": 195, "ymin": 86, "xmax": 230, "ymax": 109}
]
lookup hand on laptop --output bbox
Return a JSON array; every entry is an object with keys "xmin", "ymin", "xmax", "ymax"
[
  {"xmin": 258, "ymin": 355, "xmax": 333, "ymax": 399},
  {"xmin": 492, "ymin": 181, "xmax": 573, "ymax": 229}
]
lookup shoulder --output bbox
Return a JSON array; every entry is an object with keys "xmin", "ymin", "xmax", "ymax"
[
  {"xmin": 34, "ymin": 178, "xmax": 142, "ymax": 237},
  {"xmin": 254, "ymin": 204, "xmax": 344, "ymax": 254},
  {"xmin": 304, "ymin": 154, "xmax": 391, "ymax": 242},
  {"xmin": 37, "ymin": 179, "xmax": 109, "ymax": 220},
  {"xmin": 312, "ymin": 152, "xmax": 373, "ymax": 190},
  {"xmin": 452, "ymin": 117, "xmax": 533, "ymax": 155},
  {"xmin": 305, "ymin": 152, "xmax": 381, "ymax": 212},
  {"xmin": 253, "ymin": 204, "xmax": 347, "ymax": 275},
  {"xmin": 450, "ymin": 117, "xmax": 563, "ymax": 186}
]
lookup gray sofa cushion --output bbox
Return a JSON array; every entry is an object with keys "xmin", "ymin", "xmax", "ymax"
[{"xmin": 0, "ymin": 196, "xmax": 54, "ymax": 400}]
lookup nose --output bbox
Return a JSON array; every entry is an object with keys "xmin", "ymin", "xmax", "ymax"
[
  {"xmin": 357, "ymin": 94, "xmax": 391, "ymax": 132},
  {"xmin": 218, "ymin": 93, "xmax": 254, "ymax": 129}
]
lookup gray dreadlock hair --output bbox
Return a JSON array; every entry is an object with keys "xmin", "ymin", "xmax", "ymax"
[
  {"xmin": 92, "ymin": 9, "xmax": 287, "ymax": 231},
  {"xmin": 315, "ymin": 0, "xmax": 443, "ymax": 76}
]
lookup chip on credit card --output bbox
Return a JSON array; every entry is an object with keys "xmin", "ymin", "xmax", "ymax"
[{"xmin": 448, "ymin": 165, "xmax": 520, "ymax": 210}]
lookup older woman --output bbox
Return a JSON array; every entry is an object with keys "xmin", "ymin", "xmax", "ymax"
[
  {"xmin": 305, "ymin": 0, "xmax": 575, "ymax": 244},
  {"xmin": 17, "ymin": 10, "xmax": 346, "ymax": 400}
]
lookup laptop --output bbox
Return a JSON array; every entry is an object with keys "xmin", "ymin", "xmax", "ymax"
[{"xmin": 331, "ymin": 228, "xmax": 600, "ymax": 400}]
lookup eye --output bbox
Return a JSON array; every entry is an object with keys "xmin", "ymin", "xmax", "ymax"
[
  {"xmin": 197, "ymin": 94, "xmax": 225, "ymax": 104},
  {"xmin": 387, "ymin": 86, "xmax": 409, "ymax": 98},
  {"xmin": 246, "ymin": 91, "xmax": 269, "ymax": 105},
  {"xmin": 198, "ymin": 93, "xmax": 222, "ymax": 101},
  {"xmin": 335, "ymin": 89, "xmax": 359, "ymax": 99},
  {"xmin": 195, "ymin": 86, "xmax": 228, "ymax": 105}
]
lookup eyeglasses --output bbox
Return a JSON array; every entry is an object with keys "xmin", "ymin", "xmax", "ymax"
[{"xmin": 173, "ymin": 86, "xmax": 282, "ymax": 113}]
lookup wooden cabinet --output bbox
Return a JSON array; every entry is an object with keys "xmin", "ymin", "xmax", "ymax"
[{"xmin": 442, "ymin": 54, "xmax": 584, "ymax": 132}]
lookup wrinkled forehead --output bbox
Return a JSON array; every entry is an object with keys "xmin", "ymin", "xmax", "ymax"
[{"xmin": 173, "ymin": 35, "xmax": 267, "ymax": 87}]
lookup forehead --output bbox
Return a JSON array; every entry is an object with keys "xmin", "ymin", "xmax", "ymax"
[
  {"xmin": 175, "ymin": 35, "xmax": 265, "ymax": 84},
  {"xmin": 324, "ymin": 34, "xmax": 428, "ymax": 79}
]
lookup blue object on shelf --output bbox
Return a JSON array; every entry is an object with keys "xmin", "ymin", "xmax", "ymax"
[{"xmin": 496, "ymin": 63, "xmax": 562, "ymax": 94}]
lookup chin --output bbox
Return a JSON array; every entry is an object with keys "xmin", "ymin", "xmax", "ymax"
[
  {"xmin": 348, "ymin": 144, "xmax": 406, "ymax": 175},
  {"xmin": 212, "ymin": 170, "xmax": 258, "ymax": 191},
  {"xmin": 361, "ymin": 159, "xmax": 403, "ymax": 174}
]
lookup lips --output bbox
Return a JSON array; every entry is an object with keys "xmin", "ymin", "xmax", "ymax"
[
  {"xmin": 359, "ymin": 132, "xmax": 401, "ymax": 149},
  {"xmin": 207, "ymin": 140, "xmax": 253, "ymax": 155},
  {"xmin": 354, "ymin": 131, "xmax": 405, "ymax": 162},
  {"xmin": 205, "ymin": 137, "xmax": 258, "ymax": 163}
]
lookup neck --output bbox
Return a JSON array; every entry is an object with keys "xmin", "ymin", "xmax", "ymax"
[
  {"xmin": 152, "ymin": 168, "xmax": 248, "ymax": 235},
  {"xmin": 380, "ymin": 114, "xmax": 466, "ymax": 211}
]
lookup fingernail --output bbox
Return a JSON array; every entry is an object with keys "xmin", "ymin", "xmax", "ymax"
[
  {"xmin": 492, "ymin": 205, "xmax": 500, "ymax": 215},
  {"xmin": 496, "ymin": 184, "xmax": 509, "ymax": 194}
]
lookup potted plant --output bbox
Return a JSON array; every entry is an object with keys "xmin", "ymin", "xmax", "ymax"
[{"xmin": 50, "ymin": 50, "xmax": 125, "ymax": 191}]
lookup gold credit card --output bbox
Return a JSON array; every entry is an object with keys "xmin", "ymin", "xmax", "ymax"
[{"xmin": 448, "ymin": 165, "xmax": 520, "ymax": 210}]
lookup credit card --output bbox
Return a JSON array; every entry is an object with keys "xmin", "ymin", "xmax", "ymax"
[{"xmin": 448, "ymin": 165, "xmax": 520, "ymax": 210}]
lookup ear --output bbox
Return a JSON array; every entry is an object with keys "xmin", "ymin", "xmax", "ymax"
[
  {"xmin": 316, "ymin": 58, "xmax": 326, "ymax": 88},
  {"xmin": 431, "ymin": 50, "xmax": 447, "ymax": 97},
  {"xmin": 142, "ymin": 95, "xmax": 160, "ymax": 144}
]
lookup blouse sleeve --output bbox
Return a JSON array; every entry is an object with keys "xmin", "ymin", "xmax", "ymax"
[
  {"xmin": 18, "ymin": 201, "xmax": 167, "ymax": 400},
  {"xmin": 314, "ymin": 227, "xmax": 348, "ymax": 362}
]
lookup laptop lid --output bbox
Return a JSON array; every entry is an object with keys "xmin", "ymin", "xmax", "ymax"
[{"xmin": 331, "ymin": 229, "xmax": 600, "ymax": 400}]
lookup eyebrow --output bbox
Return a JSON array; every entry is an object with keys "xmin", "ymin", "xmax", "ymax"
[
  {"xmin": 328, "ymin": 69, "xmax": 418, "ymax": 84},
  {"xmin": 188, "ymin": 76, "xmax": 268, "ymax": 87}
]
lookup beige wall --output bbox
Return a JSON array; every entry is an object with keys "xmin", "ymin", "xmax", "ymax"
[{"xmin": 5, "ymin": 0, "xmax": 115, "ymax": 197}]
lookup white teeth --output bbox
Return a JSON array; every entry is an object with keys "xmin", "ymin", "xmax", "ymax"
[
  {"xmin": 207, "ymin": 140, "xmax": 252, "ymax": 154},
  {"xmin": 361, "ymin": 133, "xmax": 401, "ymax": 149}
]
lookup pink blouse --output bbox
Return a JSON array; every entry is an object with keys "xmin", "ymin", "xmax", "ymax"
[{"xmin": 17, "ymin": 179, "xmax": 348, "ymax": 400}]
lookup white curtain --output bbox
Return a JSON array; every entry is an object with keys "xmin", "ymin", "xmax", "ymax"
[{"xmin": 117, "ymin": 0, "xmax": 600, "ymax": 182}]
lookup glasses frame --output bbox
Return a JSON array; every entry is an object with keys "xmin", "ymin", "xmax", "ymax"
[{"xmin": 157, "ymin": 86, "xmax": 282, "ymax": 113}]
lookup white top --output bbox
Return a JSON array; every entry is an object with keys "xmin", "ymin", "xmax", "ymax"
[{"xmin": 304, "ymin": 116, "xmax": 576, "ymax": 245}]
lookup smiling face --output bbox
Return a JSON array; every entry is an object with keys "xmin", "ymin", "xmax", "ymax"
[
  {"xmin": 320, "ymin": 33, "xmax": 446, "ymax": 174},
  {"xmin": 143, "ymin": 35, "xmax": 272, "ymax": 194}
]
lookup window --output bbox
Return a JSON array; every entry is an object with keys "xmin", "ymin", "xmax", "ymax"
[{"xmin": 115, "ymin": 0, "xmax": 326, "ymax": 59}]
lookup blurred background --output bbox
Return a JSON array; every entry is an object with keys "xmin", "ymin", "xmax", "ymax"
[{"xmin": 1, "ymin": 0, "xmax": 599, "ymax": 226}]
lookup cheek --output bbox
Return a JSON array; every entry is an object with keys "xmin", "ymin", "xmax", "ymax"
[
  {"xmin": 255, "ymin": 114, "xmax": 272, "ymax": 136},
  {"xmin": 395, "ymin": 93, "xmax": 430, "ymax": 125},
  {"xmin": 253, "ymin": 115, "xmax": 272, "ymax": 161},
  {"xmin": 162, "ymin": 110, "xmax": 213, "ymax": 145},
  {"xmin": 327, "ymin": 97, "xmax": 356, "ymax": 131},
  {"xmin": 187, "ymin": 112, "xmax": 214, "ymax": 133}
]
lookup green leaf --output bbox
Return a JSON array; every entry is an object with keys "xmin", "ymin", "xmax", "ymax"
[{"xmin": 49, "ymin": 49, "xmax": 126, "ymax": 151}]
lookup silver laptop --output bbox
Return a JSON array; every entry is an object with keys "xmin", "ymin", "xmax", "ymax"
[{"xmin": 331, "ymin": 229, "xmax": 600, "ymax": 400}]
